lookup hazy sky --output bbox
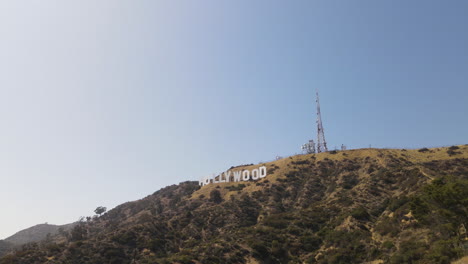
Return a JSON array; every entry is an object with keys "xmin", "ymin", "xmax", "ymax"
[{"xmin": 1, "ymin": 1, "xmax": 467, "ymax": 239}]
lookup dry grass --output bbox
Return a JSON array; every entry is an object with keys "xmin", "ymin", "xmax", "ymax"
[
  {"xmin": 191, "ymin": 145, "xmax": 468, "ymax": 201},
  {"xmin": 452, "ymin": 256, "xmax": 468, "ymax": 264}
]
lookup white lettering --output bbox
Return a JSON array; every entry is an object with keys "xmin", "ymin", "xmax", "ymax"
[
  {"xmin": 233, "ymin": 171, "xmax": 242, "ymax": 182},
  {"xmin": 224, "ymin": 171, "xmax": 231, "ymax": 182},
  {"xmin": 251, "ymin": 169, "xmax": 259, "ymax": 180},
  {"xmin": 259, "ymin": 166, "xmax": 267, "ymax": 178},
  {"xmin": 242, "ymin": 170, "xmax": 250, "ymax": 181},
  {"xmin": 200, "ymin": 166, "xmax": 268, "ymax": 186},
  {"xmin": 204, "ymin": 177, "xmax": 211, "ymax": 186}
]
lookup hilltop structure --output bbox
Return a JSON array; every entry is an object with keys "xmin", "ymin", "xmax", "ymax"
[
  {"xmin": 315, "ymin": 90, "xmax": 328, "ymax": 153},
  {"xmin": 302, "ymin": 90, "xmax": 328, "ymax": 154}
]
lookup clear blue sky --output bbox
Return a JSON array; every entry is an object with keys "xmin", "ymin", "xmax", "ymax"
[{"xmin": 0, "ymin": 1, "xmax": 467, "ymax": 238}]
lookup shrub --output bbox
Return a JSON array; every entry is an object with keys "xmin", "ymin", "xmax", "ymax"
[
  {"xmin": 263, "ymin": 217, "xmax": 288, "ymax": 229},
  {"xmin": 390, "ymin": 239, "xmax": 427, "ymax": 264},
  {"xmin": 112, "ymin": 231, "xmax": 137, "ymax": 247},
  {"xmin": 342, "ymin": 174, "xmax": 359, "ymax": 189},
  {"xmin": 409, "ymin": 197, "xmax": 430, "ymax": 223},
  {"xmin": 146, "ymin": 238, "xmax": 166, "ymax": 254},
  {"xmin": 292, "ymin": 159, "xmax": 310, "ymax": 165},
  {"xmin": 209, "ymin": 190, "xmax": 223, "ymax": 204},
  {"xmin": 447, "ymin": 149, "xmax": 460, "ymax": 156},
  {"xmin": 226, "ymin": 184, "xmax": 246, "ymax": 191},
  {"xmin": 425, "ymin": 238, "xmax": 461, "ymax": 264},
  {"xmin": 382, "ymin": 240, "xmax": 395, "ymax": 249},
  {"xmin": 351, "ymin": 206, "xmax": 370, "ymax": 221},
  {"xmin": 300, "ymin": 235, "xmax": 322, "ymax": 252},
  {"xmin": 250, "ymin": 242, "xmax": 269, "ymax": 260},
  {"xmin": 388, "ymin": 196, "xmax": 410, "ymax": 211},
  {"xmin": 271, "ymin": 240, "xmax": 289, "ymax": 262}
]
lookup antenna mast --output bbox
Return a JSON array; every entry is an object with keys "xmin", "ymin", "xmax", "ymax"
[
  {"xmin": 316, "ymin": 90, "xmax": 328, "ymax": 152},
  {"xmin": 301, "ymin": 140, "xmax": 316, "ymax": 154}
]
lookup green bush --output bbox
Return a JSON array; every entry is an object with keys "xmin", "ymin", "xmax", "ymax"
[
  {"xmin": 209, "ymin": 190, "xmax": 223, "ymax": 204},
  {"xmin": 447, "ymin": 149, "xmax": 460, "ymax": 156},
  {"xmin": 375, "ymin": 217, "xmax": 399, "ymax": 236},
  {"xmin": 351, "ymin": 206, "xmax": 370, "ymax": 221},
  {"xmin": 226, "ymin": 184, "xmax": 246, "ymax": 191},
  {"xmin": 300, "ymin": 235, "xmax": 322, "ymax": 252},
  {"xmin": 263, "ymin": 216, "xmax": 288, "ymax": 229},
  {"xmin": 382, "ymin": 240, "xmax": 394, "ymax": 249},
  {"xmin": 342, "ymin": 174, "xmax": 359, "ymax": 189},
  {"xmin": 111, "ymin": 231, "xmax": 137, "ymax": 247},
  {"xmin": 388, "ymin": 196, "xmax": 409, "ymax": 211},
  {"xmin": 250, "ymin": 242, "xmax": 269, "ymax": 260},
  {"xmin": 390, "ymin": 239, "xmax": 427, "ymax": 264}
]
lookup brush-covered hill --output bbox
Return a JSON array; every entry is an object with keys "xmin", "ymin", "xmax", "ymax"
[
  {"xmin": 0, "ymin": 241, "xmax": 13, "ymax": 259},
  {"xmin": 1, "ymin": 146, "xmax": 467, "ymax": 264},
  {"xmin": 0, "ymin": 223, "xmax": 76, "ymax": 258},
  {"xmin": 4, "ymin": 223, "xmax": 75, "ymax": 246}
]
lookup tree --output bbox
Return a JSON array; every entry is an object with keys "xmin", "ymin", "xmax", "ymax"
[
  {"xmin": 70, "ymin": 224, "xmax": 86, "ymax": 241},
  {"xmin": 94, "ymin": 206, "xmax": 107, "ymax": 216}
]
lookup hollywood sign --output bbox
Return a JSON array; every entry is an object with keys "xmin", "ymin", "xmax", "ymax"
[{"xmin": 199, "ymin": 166, "xmax": 267, "ymax": 186}]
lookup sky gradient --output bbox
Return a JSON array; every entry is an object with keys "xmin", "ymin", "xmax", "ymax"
[{"xmin": 1, "ymin": 1, "xmax": 467, "ymax": 239}]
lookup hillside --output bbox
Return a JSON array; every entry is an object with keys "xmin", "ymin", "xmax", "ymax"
[
  {"xmin": 4, "ymin": 223, "xmax": 75, "ymax": 246},
  {"xmin": 0, "ymin": 223, "xmax": 76, "ymax": 258},
  {"xmin": 0, "ymin": 241, "xmax": 13, "ymax": 259},
  {"xmin": 0, "ymin": 145, "xmax": 467, "ymax": 264}
]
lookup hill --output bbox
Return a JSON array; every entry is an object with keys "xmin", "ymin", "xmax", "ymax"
[
  {"xmin": 0, "ymin": 223, "xmax": 76, "ymax": 258},
  {"xmin": 4, "ymin": 223, "xmax": 75, "ymax": 246},
  {"xmin": 0, "ymin": 145, "xmax": 467, "ymax": 264},
  {"xmin": 0, "ymin": 241, "xmax": 13, "ymax": 259}
]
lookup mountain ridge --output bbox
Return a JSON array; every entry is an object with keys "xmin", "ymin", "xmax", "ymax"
[
  {"xmin": 1, "ymin": 145, "xmax": 467, "ymax": 263},
  {"xmin": 4, "ymin": 223, "xmax": 75, "ymax": 246},
  {"xmin": 0, "ymin": 223, "xmax": 76, "ymax": 258}
]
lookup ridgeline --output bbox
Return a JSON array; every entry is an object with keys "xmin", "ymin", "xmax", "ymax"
[{"xmin": 1, "ymin": 146, "xmax": 467, "ymax": 264}]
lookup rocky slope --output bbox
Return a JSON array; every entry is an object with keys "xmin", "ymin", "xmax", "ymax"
[{"xmin": 0, "ymin": 145, "xmax": 467, "ymax": 264}]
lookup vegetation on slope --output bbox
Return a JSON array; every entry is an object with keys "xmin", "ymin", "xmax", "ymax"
[
  {"xmin": 4, "ymin": 224, "xmax": 75, "ymax": 246},
  {"xmin": 1, "ymin": 145, "xmax": 467, "ymax": 264},
  {"xmin": 0, "ymin": 242, "xmax": 13, "ymax": 259}
]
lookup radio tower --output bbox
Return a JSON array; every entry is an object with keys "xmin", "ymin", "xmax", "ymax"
[{"xmin": 316, "ymin": 90, "xmax": 328, "ymax": 152}]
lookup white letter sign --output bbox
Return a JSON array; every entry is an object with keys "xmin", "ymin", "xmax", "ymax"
[{"xmin": 199, "ymin": 165, "xmax": 268, "ymax": 186}]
